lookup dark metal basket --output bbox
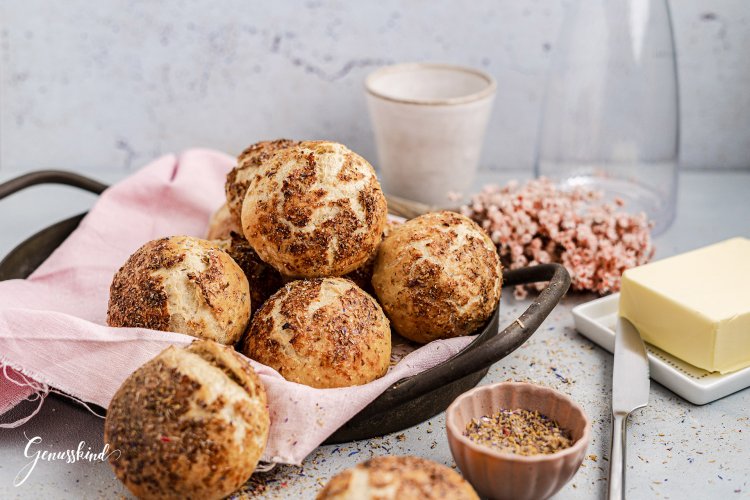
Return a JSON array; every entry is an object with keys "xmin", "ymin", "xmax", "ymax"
[{"xmin": 0, "ymin": 170, "xmax": 571, "ymax": 443}]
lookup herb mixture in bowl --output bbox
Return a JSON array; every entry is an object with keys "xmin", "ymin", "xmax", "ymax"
[{"xmin": 463, "ymin": 408, "xmax": 573, "ymax": 456}]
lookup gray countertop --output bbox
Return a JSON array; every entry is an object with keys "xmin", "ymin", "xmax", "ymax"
[{"xmin": 1, "ymin": 169, "xmax": 749, "ymax": 499}]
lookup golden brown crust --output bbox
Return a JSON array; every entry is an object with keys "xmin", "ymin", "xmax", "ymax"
[
  {"xmin": 241, "ymin": 141, "xmax": 388, "ymax": 278},
  {"xmin": 215, "ymin": 232, "xmax": 283, "ymax": 316},
  {"xmin": 372, "ymin": 211, "xmax": 502, "ymax": 344},
  {"xmin": 104, "ymin": 340, "xmax": 269, "ymax": 500},
  {"xmin": 107, "ymin": 236, "xmax": 251, "ymax": 344},
  {"xmin": 241, "ymin": 278, "xmax": 391, "ymax": 388},
  {"xmin": 225, "ymin": 139, "xmax": 299, "ymax": 224},
  {"xmin": 184, "ymin": 340, "xmax": 266, "ymax": 401},
  {"xmin": 206, "ymin": 202, "xmax": 241, "ymax": 240},
  {"xmin": 316, "ymin": 456, "xmax": 479, "ymax": 500}
]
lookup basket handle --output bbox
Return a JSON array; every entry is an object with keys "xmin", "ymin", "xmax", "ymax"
[
  {"xmin": 372, "ymin": 263, "xmax": 571, "ymax": 410},
  {"xmin": 0, "ymin": 170, "xmax": 108, "ymax": 201}
]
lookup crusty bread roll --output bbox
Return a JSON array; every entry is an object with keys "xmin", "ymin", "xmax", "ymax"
[
  {"xmin": 107, "ymin": 236, "xmax": 250, "ymax": 344},
  {"xmin": 316, "ymin": 456, "xmax": 479, "ymax": 500},
  {"xmin": 215, "ymin": 231, "xmax": 283, "ymax": 316},
  {"xmin": 105, "ymin": 340, "xmax": 270, "ymax": 500},
  {"xmin": 206, "ymin": 202, "xmax": 241, "ymax": 240},
  {"xmin": 372, "ymin": 211, "xmax": 502, "ymax": 343},
  {"xmin": 241, "ymin": 141, "xmax": 388, "ymax": 278},
  {"xmin": 241, "ymin": 277, "xmax": 391, "ymax": 388},
  {"xmin": 225, "ymin": 139, "xmax": 299, "ymax": 224}
]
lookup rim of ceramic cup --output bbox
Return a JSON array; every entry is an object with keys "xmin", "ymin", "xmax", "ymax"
[
  {"xmin": 365, "ymin": 62, "xmax": 497, "ymax": 106},
  {"xmin": 445, "ymin": 382, "xmax": 592, "ymax": 463}
]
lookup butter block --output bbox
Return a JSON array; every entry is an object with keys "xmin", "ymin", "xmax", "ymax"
[{"xmin": 619, "ymin": 238, "xmax": 750, "ymax": 374}]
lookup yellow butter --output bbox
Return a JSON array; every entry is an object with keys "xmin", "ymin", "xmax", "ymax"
[{"xmin": 619, "ymin": 237, "xmax": 750, "ymax": 374}]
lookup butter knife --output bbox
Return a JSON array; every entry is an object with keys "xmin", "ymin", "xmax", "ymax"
[{"xmin": 608, "ymin": 317, "xmax": 650, "ymax": 500}]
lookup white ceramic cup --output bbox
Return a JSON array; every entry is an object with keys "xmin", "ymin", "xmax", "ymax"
[{"xmin": 365, "ymin": 63, "xmax": 496, "ymax": 206}]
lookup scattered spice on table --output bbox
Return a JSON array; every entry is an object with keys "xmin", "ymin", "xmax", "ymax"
[{"xmin": 464, "ymin": 408, "xmax": 573, "ymax": 455}]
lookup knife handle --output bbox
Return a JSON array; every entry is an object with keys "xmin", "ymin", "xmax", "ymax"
[{"xmin": 608, "ymin": 412, "xmax": 627, "ymax": 500}]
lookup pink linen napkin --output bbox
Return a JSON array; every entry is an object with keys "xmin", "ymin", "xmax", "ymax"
[{"xmin": 0, "ymin": 150, "xmax": 474, "ymax": 464}]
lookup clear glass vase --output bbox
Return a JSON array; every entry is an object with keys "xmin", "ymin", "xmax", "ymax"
[{"xmin": 535, "ymin": 0, "xmax": 679, "ymax": 236}]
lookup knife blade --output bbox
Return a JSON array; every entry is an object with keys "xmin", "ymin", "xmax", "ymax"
[{"xmin": 608, "ymin": 316, "xmax": 649, "ymax": 500}]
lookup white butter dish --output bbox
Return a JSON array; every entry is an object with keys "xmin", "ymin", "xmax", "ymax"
[{"xmin": 572, "ymin": 293, "xmax": 750, "ymax": 405}]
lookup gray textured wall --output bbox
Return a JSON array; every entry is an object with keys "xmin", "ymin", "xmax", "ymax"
[{"xmin": 1, "ymin": 0, "xmax": 748, "ymax": 175}]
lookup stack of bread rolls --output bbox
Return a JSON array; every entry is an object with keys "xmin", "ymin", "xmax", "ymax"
[{"xmin": 104, "ymin": 139, "xmax": 502, "ymax": 498}]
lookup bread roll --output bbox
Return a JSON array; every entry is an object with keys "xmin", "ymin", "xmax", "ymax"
[
  {"xmin": 241, "ymin": 277, "xmax": 390, "ymax": 388},
  {"xmin": 105, "ymin": 340, "xmax": 270, "ymax": 500},
  {"xmin": 241, "ymin": 141, "xmax": 388, "ymax": 278},
  {"xmin": 225, "ymin": 139, "xmax": 298, "ymax": 224},
  {"xmin": 215, "ymin": 231, "xmax": 283, "ymax": 316},
  {"xmin": 107, "ymin": 236, "xmax": 250, "ymax": 344},
  {"xmin": 317, "ymin": 456, "xmax": 479, "ymax": 500},
  {"xmin": 372, "ymin": 211, "xmax": 502, "ymax": 343},
  {"xmin": 206, "ymin": 202, "xmax": 240, "ymax": 240}
]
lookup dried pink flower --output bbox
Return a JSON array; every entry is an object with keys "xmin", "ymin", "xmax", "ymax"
[{"xmin": 461, "ymin": 178, "xmax": 654, "ymax": 297}]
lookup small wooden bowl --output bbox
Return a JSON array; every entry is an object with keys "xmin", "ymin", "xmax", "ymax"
[{"xmin": 446, "ymin": 382, "xmax": 591, "ymax": 500}]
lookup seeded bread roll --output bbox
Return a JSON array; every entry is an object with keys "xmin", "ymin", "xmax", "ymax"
[
  {"xmin": 372, "ymin": 211, "xmax": 502, "ymax": 344},
  {"xmin": 206, "ymin": 202, "xmax": 240, "ymax": 240},
  {"xmin": 317, "ymin": 456, "xmax": 479, "ymax": 500},
  {"xmin": 215, "ymin": 231, "xmax": 283, "ymax": 316},
  {"xmin": 241, "ymin": 277, "xmax": 390, "ymax": 388},
  {"xmin": 225, "ymin": 139, "xmax": 299, "ymax": 224},
  {"xmin": 105, "ymin": 340, "xmax": 270, "ymax": 500},
  {"xmin": 107, "ymin": 236, "xmax": 250, "ymax": 345},
  {"xmin": 241, "ymin": 141, "xmax": 388, "ymax": 278}
]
